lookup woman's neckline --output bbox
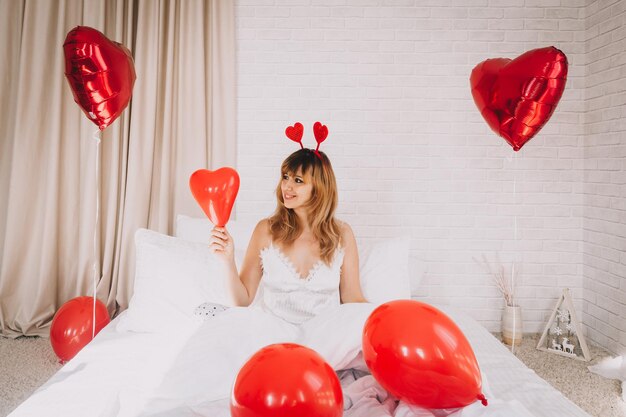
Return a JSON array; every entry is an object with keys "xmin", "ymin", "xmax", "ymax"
[{"xmin": 267, "ymin": 243, "xmax": 324, "ymax": 281}]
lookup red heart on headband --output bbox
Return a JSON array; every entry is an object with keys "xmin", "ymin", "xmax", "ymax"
[
  {"xmin": 313, "ymin": 122, "xmax": 328, "ymax": 145},
  {"xmin": 285, "ymin": 122, "xmax": 304, "ymax": 145},
  {"xmin": 189, "ymin": 168, "xmax": 240, "ymax": 227},
  {"xmin": 470, "ymin": 46, "xmax": 568, "ymax": 151}
]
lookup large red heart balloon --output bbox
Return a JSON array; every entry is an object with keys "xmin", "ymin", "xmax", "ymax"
[
  {"xmin": 231, "ymin": 343, "xmax": 343, "ymax": 417},
  {"xmin": 63, "ymin": 26, "xmax": 136, "ymax": 130},
  {"xmin": 50, "ymin": 296, "xmax": 111, "ymax": 363},
  {"xmin": 470, "ymin": 46, "xmax": 568, "ymax": 151},
  {"xmin": 190, "ymin": 167, "xmax": 240, "ymax": 227},
  {"xmin": 362, "ymin": 300, "xmax": 487, "ymax": 409}
]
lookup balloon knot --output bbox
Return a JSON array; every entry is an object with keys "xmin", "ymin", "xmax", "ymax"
[{"xmin": 478, "ymin": 394, "xmax": 488, "ymax": 406}]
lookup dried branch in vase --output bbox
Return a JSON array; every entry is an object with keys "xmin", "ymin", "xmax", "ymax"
[{"xmin": 475, "ymin": 253, "xmax": 519, "ymax": 307}]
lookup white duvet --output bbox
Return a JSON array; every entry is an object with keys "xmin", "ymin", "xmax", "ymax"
[{"xmin": 9, "ymin": 303, "xmax": 590, "ymax": 417}]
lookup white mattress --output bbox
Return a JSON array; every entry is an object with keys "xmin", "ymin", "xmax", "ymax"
[{"xmin": 8, "ymin": 305, "xmax": 592, "ymax": 417}]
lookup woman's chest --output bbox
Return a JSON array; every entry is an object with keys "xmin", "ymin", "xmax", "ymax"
[
  {"xmin": 261, "ymin": 245, "xmax": 339, "ymax": 291},
  {"xmin": 278, "ymin": 238, "xmax": 321, "ymax": 278}
]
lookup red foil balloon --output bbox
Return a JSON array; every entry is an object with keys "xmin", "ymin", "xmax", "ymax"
[
  {"xmin": 63, "ymin": 26, "xmax": 136, "ymax": 130},
  {"xmin": 189, "ymin": 167, "xmax": 240, "ymax": 227},
  {"xmin": 231, "ymin": 343, "xmax": 343, "ymax": 417},
  {"xmin": 470, "ymin": 46, "xmax": 568, "ymax": 151},
  {"xmin": 362, "ymin": 300, "xmax": 487, "ymax": 409},
  {"xmin": 50, "ymin": 296, "xmax": 111, "ymax": 362}
]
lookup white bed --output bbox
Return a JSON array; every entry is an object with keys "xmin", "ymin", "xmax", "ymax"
[
  {"xmin": 8, "ymin": 221, "xmax": 594, "ymax": 417},
  {"xmin": 9, "ymin": 303, "xmax": 592, "ymax": 417}
]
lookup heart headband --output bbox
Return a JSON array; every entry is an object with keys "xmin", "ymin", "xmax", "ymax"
[{"xmin": 285, "ymin": 121, "xmax": 329, "ymax": 158}]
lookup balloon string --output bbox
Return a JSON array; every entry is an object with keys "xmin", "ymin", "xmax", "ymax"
[
  {"xmin": 512, "ymin": 152, "xmax": 517, "ymax": 354},
  {"xmin": 92, "ymin": 129, "xmax": 101, "ymax": 340},
  {"xmin": 505, "ymin": 151, "xmax": 519, "ymax": 354},
  {"xmin": 511, "ymin": 152, "xmax": 519, "ymax": 353},
  {"xmin": 512, "ymin": 152, "xmax": 517, "ymax": 247}
]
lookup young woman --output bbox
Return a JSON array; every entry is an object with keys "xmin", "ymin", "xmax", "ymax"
[
  {"xmin": 209, "ymin": 147, "xmax": 367, "ymax": 324},
  {"xmin": 134, "ymin": 145, "xmax": 373, "ymax": 410}
]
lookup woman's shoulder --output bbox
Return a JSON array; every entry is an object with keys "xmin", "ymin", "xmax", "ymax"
[
  {"xmin": 254, "ymin": 218, "xmax": 271, "ymax": 230},
  {"xmin": 250, "ymin": 218, "xmax": 272, "ymax": 247},
  {"xmin": 336, "ymin": 219, "xmax": 355, "ymax": 241},
  {"xmin": 336, "ymin": 218, "xmax": 352, "ymax": 231}
]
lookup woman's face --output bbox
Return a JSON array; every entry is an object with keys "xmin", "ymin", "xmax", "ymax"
[{"xmin": 281, "ymin": 168, "xmax": 313, "ymax": 210}]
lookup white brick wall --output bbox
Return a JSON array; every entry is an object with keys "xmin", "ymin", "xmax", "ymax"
[
  {"xmin": 233, "ymin": 1, "xmax": 612, "ymax": 341},
  {"xmin": 582, "ymin": 0, "xmax": 626, "ymax": 354}
]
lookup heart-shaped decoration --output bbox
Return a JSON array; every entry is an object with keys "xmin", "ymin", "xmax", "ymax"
[
  {"xmin": 63, "ymin": 26, "xmax": 137, "ymax": 130},
  {"xmin": 313, "ymin": 121, "xmax": 328, "ymax": 145},
  {"xmin": 285, "ymin": 122, "xmax": 304, "ymax": 145},
  {"xmin": 189, "ymin": 168, "xmax": 240, "ymax": 227},
  {"xmin": 470, "ymin": 46, "xmax": 568, "ymax": 151}
]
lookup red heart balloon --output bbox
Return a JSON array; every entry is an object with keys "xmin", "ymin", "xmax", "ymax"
[
  {"xmin": 189, "ymin": 168, "xmax": 240, "ymax": 227},
  {"xmin": 363, "ymin": 300, "xmax": 487, "ymax": 409},
  {"xmin": 470, "ymin": 46, "xmax": 568, "ymax": 151},
  {"xmin": 63, "ymin": 26, "xmax": 136, "ymax": 130},
  {"xmin": 231, "ymin": 343, "xmax": 343, "ymax": 417}
]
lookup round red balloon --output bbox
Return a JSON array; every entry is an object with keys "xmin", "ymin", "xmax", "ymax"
[
  {"xmin": 362, "ymin": 300, "xmax": 487, "ymax": 409},
  {"xmin": 189, "ymin": 167, "xmax": 240, "ymax": 227},
  {"xmin": 63, "ymin": 26, "xmax": 136, "ymax": 130},
  {"xmin": 231, "ymin": 343, "xmax": 343, "ymax": 417},
  {"xmin": 50, "ymin": 296, "xmax": 111, "ymax": 362},
  {"xmin": 470, "ymin": 46, "xmax": 568, "ymax": 151}
]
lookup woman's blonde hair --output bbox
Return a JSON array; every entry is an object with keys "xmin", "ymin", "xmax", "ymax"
[{"xmin": 268, "ymin": 148, "xmax": 341, "ymax": 264}]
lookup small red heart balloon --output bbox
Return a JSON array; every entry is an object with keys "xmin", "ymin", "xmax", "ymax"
[
  {"xmin": 63, "ymin": 26, "xmax": 136, "ymax": 130},
  {"xmin": 189, "ymin": 168, "xmax": 240, "ymax": 227},
  {"xmin": 470, "ymin": 46, "xmax": 568, "ymax": 151}
]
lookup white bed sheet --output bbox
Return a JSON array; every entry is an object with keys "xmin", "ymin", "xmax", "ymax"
[
  {"xmin": 8, "ymin": 312, "xmax": 200, "ymax": 417},
  {"xmin": 437, "ymin": 305, "xmax": 591, "ymax": 417},
  {"xmin": 8, "ymin": 304, "xmax": 592, "ymax": 417}
]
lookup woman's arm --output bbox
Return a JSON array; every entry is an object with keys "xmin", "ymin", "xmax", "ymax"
[
  {"xmin": 209, "ymin": 220, "xmax": 269, "ymax": 306},
  {"xmin": 338, "ymin": 222, "xmax": 368, "ymax": 303},
  {"xmin": 238, "ymin": 220, "xmax": 270, "ymax": 305}
]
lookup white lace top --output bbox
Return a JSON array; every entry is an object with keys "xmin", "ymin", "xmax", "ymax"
[{"xmin": 251, "ymin": 243, "xmax": 344, "ymax": 324}]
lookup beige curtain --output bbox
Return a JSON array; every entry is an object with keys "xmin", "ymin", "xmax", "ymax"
[{"xmin": 0, "ymin": 0, "xmax": 236, "ymax": 337}]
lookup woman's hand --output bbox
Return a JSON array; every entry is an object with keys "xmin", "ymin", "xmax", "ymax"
[{"xmin": 209, "ymin": 226, "xmax": 235, "ymax": 263}]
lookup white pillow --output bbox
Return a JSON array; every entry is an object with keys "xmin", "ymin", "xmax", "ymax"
[
  {"xmin": 117, "ymin": 229, "xmax": 232, "ymax": 333},
  {"xmin": 175, "ymin": 215, "xmax": 413, "ymax": 303},
  {"xmin": 175, "ymin": 215, "xmax": 254, "ymax": 269},
  {"xmin": 359, "ymin": 236, "xmax": 412, "ymax": 304}
]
